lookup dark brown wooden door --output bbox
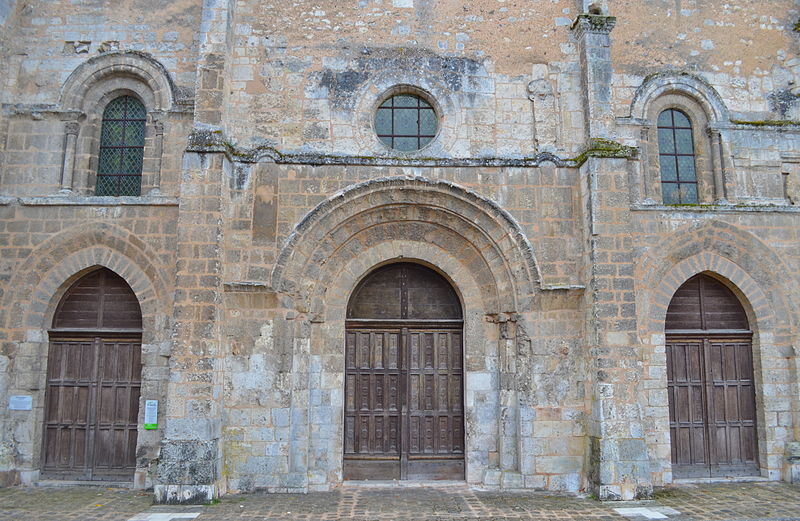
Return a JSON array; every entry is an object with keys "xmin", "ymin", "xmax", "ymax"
[
  {"xmin": 43, "ymin": 269, "xmax": 142, "ymax": 480},
  {"xmin": 344, "ymin": 264, "xmax": 465, "ymax": 480},
  {"xmin": 666, "ymin": 274, "xmax": 758, "ymax": 478}
]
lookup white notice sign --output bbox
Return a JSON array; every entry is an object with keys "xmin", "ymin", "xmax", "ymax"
[
  {"xmin": 144, "ymin": 399, "xmax": 158, "ymax": 430},
  {"xmin": 9, "ymin": 395, "xmax": 32, "ymax": 411}
]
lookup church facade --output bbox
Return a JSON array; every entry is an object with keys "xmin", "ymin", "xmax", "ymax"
[{"xmin": 1, "ymin": 0, "xmax": 799, "ymax": 503}]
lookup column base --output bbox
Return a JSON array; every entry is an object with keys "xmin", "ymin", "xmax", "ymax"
[
  {"xmin": 589, "ymin": 436, "xmax": 653, "ymax": 501},
  {"xmin": 153, "ymin": 484, "xmax": 216, "ymax": 504}
]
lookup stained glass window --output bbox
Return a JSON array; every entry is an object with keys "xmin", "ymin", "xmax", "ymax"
[
  {"xmin": 658, "ymin": 109, "xmax": 698, "ymax": 204},
  {"xmin": 375, "ymin": 94, "xmax": 437, "ymax": 151},
  {"xmin": 96, "ymin": 96, "xmax": 146, "ymax": 196}
]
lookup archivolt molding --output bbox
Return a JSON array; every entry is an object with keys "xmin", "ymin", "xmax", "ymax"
[
  {"xmin": 272, "ymin": 176, "xmax": 540, "ymax": 317},
  {"xmin": 60, "ymin": 51, "xmax": 178, "ymax": 112},
  {"xmin": 628, "ymin": 72, "xmax": 729, "ymax": 123},
  {"xmin": 1, "ymin": 222, "xmax": 171, "ymax": 342},
  {"xmin": 636, "ymin": 220, "xmax": 797, "ymax": 338}
]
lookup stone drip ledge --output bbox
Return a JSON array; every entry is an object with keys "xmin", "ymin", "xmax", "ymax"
[
  {"xmin": 187, "ymin": 129, "xmax": 637, "ymax": 168},
  {"xmin": 5, "ymin": 194, "xmax": 180, "ymax": 206},
  {"xmin": 631, "ymin": 202, "xmax": 800, "ymax": 213}
]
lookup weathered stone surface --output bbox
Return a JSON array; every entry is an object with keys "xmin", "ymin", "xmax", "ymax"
[{"xmin": 0, "ymin": 0, "xmax": 799, "ymax": 504}]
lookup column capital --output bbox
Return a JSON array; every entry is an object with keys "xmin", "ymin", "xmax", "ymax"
[
  {"xmin": 571, "ymin": 14, "xmax": 617, "ymax": 39},
  {"xmin": 64, "ymin": 121, "xmax": 80, "ymax": 135}
]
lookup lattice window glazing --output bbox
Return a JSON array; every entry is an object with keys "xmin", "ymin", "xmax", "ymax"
[
  {"xmin": 658, "ymin": 109, "xmax": 698, "ymax": 204},
  {"xmin": 375, "ymin": 94, "xmax": 437, "ymax": 152},
  {"xmin": 96, "ymin": 96, "xmax": 146, "ymax": 196}
]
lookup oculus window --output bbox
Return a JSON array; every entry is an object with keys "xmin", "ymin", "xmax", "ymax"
[
  {"xmin": 657, "ymin": 108, "xmax": 698, "ymax": 204},
  {"xmin": 375, "ymin": 94, "xmax": 437, "ymax": 152},
  {"xmin": 96, "ymin": 95, "xmax": 146, "ymax": 196}
]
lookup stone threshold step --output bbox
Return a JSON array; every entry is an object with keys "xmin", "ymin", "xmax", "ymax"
[
  {"xmin": 673, "ymin": 476, "xmax": 770, "ymax": 485},
  {"xmin": 342, "ymin": 480, "xmax": 467, "ymax": 488},
  {"xmin": 34, "ymin": 479, "xmax": 134, "ymax": 488}
]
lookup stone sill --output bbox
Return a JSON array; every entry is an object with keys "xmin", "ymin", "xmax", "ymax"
[
  {"xmin": 631, "ymin": 202, "xmax": 800, "ymax": 214},
  {"xmin": 12, "ymin": 195, "xmax": 179, "ymax": 206}
]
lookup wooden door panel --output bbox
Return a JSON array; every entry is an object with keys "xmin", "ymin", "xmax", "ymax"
[
  {"xmin": 43, "ymin": 337, "xmax": 141, "ymax": 479},
  {"xmin": 667, "ymin": 336, "xmax": 758, "ymax": 478},
  {"xmin": 667, "ymin": 340, "xmax": 708, "ymax": 474},
  {"xmin": 344, "ymin": 327, "xmax": 464, "ymax": 480},
  {"xmin": 344, "ymin": 330, "xmax": 403, "ymax": 479},
  {"xmin": 405, "ymin": 329, "xmax": 464, "ymax": 479},
  {"xmin": 707, "ymin": 340, "xmax": 758, "ymax": 475},
  {"xmin": 43, "ymin": 340, "xmax": 94, "ymax": 476}
]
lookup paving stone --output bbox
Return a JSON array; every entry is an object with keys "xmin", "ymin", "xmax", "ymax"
[{"xmin": 0, "ymin": 482, "xmax": 798, "ymax": 521}]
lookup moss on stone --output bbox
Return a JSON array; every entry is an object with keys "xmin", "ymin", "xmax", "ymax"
[
  {"xmin": 569, "ymin": 138, "xmax": 638, "ymax": 166},
  {"xmin": 731, "ymin": 119, "xmax": 800, "ymax": 127}
]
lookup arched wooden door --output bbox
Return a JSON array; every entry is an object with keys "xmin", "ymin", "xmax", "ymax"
[
  {"xmin": 43, "ymin": 268, "xmax": 142, "ymax": 480},
  {"xmin": 665, "ymin": 274, "xmax": 758, "ymax": 478},
  {"xmin": 344, "ymin": 263, "xmax": 465, "ymax": 480}
]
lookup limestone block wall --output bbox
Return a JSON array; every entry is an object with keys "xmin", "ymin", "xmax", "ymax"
[
  {"xmin": 0, "ymin": 205, "xmax": 179, "ymax": 487},
  {"xmin": 219, "ymin": 0, "xmax": 587, "ymax": 158},
  {"xmin": 0, "ymin": 0, "xmax": 200, "ymax": 106},
  {"xmin": 0, "ymin": 0, "xmax": 799, "ymax": 504},
  {"xmin": 220, "ymin": 163, "xmax": 584, "ymax": 290}
]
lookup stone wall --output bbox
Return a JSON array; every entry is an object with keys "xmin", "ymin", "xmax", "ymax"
[{"xmin": 0, "ymin": 0, "xmax": 798, "ymax": 504}]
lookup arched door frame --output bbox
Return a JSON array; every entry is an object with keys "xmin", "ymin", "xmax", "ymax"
[
  {"xmin": 343, "ymin": 262, "xmax": 466, "ymax": 480},
  {"xmin": 42, "ymin": 268, "xmax": 143, "ymax": 481},
  {"xmin": 665, "ymin": 273, "xmax": 759, "ymax": 478}
]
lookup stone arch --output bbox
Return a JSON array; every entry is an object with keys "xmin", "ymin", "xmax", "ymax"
[
  {"xmin": 59, "ymin": 52, "xmax": 177, "ymax": 195},
  {"xmin": 273, "ymin": 177, "xmax": 540, "ymax": 489},
  {"xmin": 629, "ymin": 72, "xmax": 729, "ymax": 123},
  {"xmin": 637, "ymin": 220, "xmax": 797, "ymax": 335},
  {"xmin": 303, "ymin": 239, "xmax": 500, "ymax": 487},
  {"xmin": 636, "ymin": 220, "xmax": 798, "ymax": 485},
  {"xmin": 0, "ymin": 223, "xmax": 172, "ymax": 487},
  {"xmin": 60, "ymin": 51, "xmax": 177, "ymax": 113},
  {"xmin": 272, "ymin": 176, "xmax": 540, "ymax": 320},
  {"xmin": 1, "ymin": 222, "xmax": 171, "ymax": 345},
  {"xmin": 630, "ymin": 73, "xmax": 729, "ymax": 203}
]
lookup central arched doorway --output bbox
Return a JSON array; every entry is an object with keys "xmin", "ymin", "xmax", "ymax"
[
  {"xmin": 665, "ymin": 273, "xmax": 758, "ymax": 478},
  {"xmin": 343, "ymin": 263, "xmax": 465, "ymax": 480},
  {"xmin": 42, "ymin": 268, "xmax": 142, "ymax": 480}
]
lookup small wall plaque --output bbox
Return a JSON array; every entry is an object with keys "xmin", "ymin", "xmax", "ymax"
[
  {"xmin": 9, "ymin": 395, "xmax": 32, "ymax": 411},
  {"xmin": 144, "ymin": 399, "xmax": 158, "ymax": 430}
]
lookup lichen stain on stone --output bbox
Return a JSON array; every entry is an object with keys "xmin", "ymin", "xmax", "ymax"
[{"xmin": 312, "ymin": 46, "xmax": 486, "ymax": 109}]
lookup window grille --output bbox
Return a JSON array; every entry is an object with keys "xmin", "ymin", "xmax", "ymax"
[
  {"xmin": 96, "ymin": 96, "xmax": 146, "ymax": 196},
  {"xmin": 375, "ymin": 94, "xmax": 437, "ymax": 152},
  {"xmin": 657, "ymin": 109, "xmax": 698, "ymax": 204}
]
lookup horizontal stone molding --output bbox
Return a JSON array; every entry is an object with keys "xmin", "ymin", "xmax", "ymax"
[{"xmin": 15, "ymin": 195, "xmax": 179, "ymax": 206}]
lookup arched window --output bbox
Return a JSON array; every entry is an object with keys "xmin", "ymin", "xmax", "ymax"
[
  {"xmin": 96, "ymin": 96, "xmax": 146, "ymax": 196},
  {"xmin": 657, "ymin": 109, "xmax": 698, "ymax": 204}
]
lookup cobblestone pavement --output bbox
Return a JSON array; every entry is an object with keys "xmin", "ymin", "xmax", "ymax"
[{"xmin": 0, "ymin": 481, "xmax": 798, "ymax": 521}]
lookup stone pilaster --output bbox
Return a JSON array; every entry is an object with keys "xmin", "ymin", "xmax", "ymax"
[
  {"xmin": 582, "ymin": 156, "xmax": 651, "ymax": 500},
  {"xmin": 571, "ymin": 14, "xmax": 616, "ymax": 141},
  {"xmin": 193, "ymin": 0, "xmax": 234, "ymax": 128},
  {"xmin": 154, "ymin": 150, "xmax": 226, "ymax": 504}
]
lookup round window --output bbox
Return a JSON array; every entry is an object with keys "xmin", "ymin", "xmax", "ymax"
[{"xmin": 374, "ymin": 93, "xmax": 438, "ymax": 151}]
